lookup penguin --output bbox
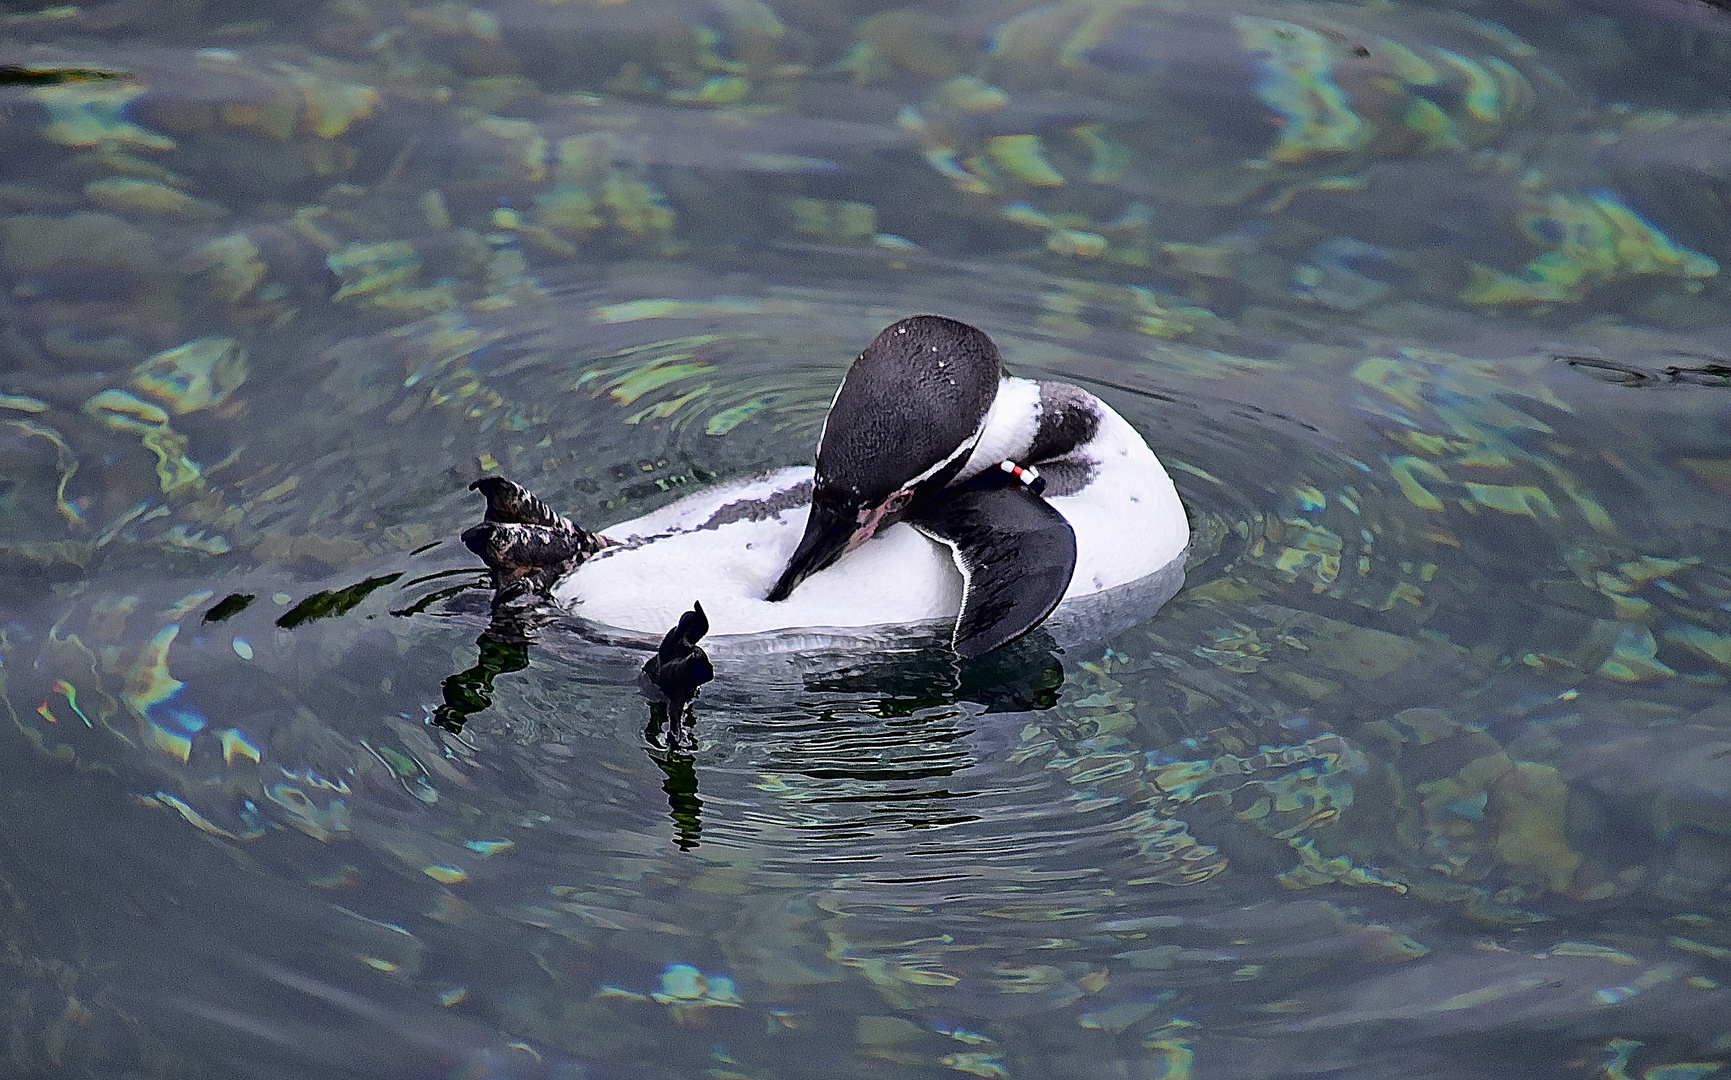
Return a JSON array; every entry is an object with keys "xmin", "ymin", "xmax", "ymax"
[{"xmin": 462, "ymin": 315, "xmax": 1188, "ymax": 659}]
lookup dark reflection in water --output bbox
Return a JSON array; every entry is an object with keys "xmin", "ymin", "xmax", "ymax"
[
  {"xmin": 1559, "ymin": 351, "xmax": 1731, "ymax": 388},
  {"xmin": 277, "ymin": 572, "xmax": 404, "ymax": 628},
  {"xmin": 432, "ymin": 624, "xmax": 531, "ymax": 734},
  {"xmin": 799, "ymin": 632, "xmax": 1068, "ymax": 717},
  {"xmin": 415, "ymin": 565, "xmax": 1076, "ymax": 851},
  {"xmin": 650, "ymin": 749, "xmax": 704, "ymax": 851}
]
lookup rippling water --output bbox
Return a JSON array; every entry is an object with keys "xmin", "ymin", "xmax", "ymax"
[{"xmin": 4, "ymin": 1, "xmax": 1731, "ymax": 1077}]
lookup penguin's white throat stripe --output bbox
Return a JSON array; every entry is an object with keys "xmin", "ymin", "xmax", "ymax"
[
  {"xmin": 836, "ymin": 396, "xmax": 994, "ymax": 550},
  {"xmin": 902, "ymin": 416, "xmax": 985, "ymax": 489}
]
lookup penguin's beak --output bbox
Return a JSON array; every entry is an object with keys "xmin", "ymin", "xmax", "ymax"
[
  {"xmin": 766, "ymin": 499, "xmax": 857, "ymax": 602},
  {"xmin": 769, "ymin": 487, "xmax": 919, "ymax": 601}
]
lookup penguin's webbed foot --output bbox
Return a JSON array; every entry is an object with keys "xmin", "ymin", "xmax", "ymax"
[
  {"xmin": 462, "ymin": 477, "xmax": 604, "ymax": 604},
  {"xmin": 472, "ymin": 476, "xmax": 569, "ymax": 528},
  {"xmin": 642, "ymin": 602, "xmax": 713, "ymax": 751}
]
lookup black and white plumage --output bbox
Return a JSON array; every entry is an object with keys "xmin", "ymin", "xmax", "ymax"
[
  {"xmin": 768, "ymin": 317, "xmax": 1003, "ymax": 602},
  {"xmin": 465, "ymin": 315, "xmax": 1189, "ymax": 658}
]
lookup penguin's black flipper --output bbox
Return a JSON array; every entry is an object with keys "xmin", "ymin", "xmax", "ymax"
[
  {"xmin": 907, "ymin": 474, "xmax": 1077, "ymax": 660},
  {"xmin": 642, "ymin": 602, "xmax": 713, "ymax": 750},
  {"xmin": 462, "ymin": 478, "xmax": 604, "ymax": 603}
]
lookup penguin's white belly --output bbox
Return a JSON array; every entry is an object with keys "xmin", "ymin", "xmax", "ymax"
[
  {"xmin": 1048, "ymin": 405, "xmax": 1190, "ymax": 598},
  {"xmin": 554, "ymin": 468, "xmax": 962, "ymax": 638},
  {"xmin": 553, "ymin": 423, "xmax": 1189, "ymax": 643}
]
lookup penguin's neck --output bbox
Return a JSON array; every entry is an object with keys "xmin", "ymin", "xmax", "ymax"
[{"xmin": 956, "ymin": 376, "xmax": 1043, "ymax": 483}]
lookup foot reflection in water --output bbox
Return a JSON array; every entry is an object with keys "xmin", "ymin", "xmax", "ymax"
[
  {"xmin": 429, "ymin": 625, "xmax": 531, "ymax": 735},
  {"xmin": 423, "ymin": 584, "xmax": 1069, "ymax": 852},
  {"xmin": 427, "ymin": 596, "xmax": 718, "ymax": 851},
  {"xmin": 649, "ymin": 749, "xmax": 703, "ymax": 851}
]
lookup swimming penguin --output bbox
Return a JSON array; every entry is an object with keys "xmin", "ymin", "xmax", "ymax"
[{"xmin": 462, "ymin": 315, "xmax": 1189, "ymax": 658}]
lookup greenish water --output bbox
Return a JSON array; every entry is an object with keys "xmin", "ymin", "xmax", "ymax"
[{"xmin": 3, "ymin": 1, "xmax": 1731, "ymax": 1077}]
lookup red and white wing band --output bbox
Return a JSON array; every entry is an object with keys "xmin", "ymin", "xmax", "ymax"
[{"xmin": 998, "ymin": 459, "xmax": 1046, "ymax": 496}]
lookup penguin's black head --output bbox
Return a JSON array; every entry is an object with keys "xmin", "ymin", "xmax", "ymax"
[{"xmin": 768, "ymin": 315, "xmax": 1004, "ymax": 602}]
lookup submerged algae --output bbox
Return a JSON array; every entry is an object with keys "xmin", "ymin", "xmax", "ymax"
[
  {"xmin": 131, "ymin": 338, "xmax": 248, "ymax": 414},
  {"xmin": 83, "ymin": 177, "xmax": 225, "ymax": 221},
  {"xmin": 1466, "ymin": 191, "xmax": 1719, "ymax": 306},
  {"xmin": 36, "ymin": 80, "xmax": 174, "ymax": 150},
  {"xmin": 1234, "ymin": 15, "xmax": 1368, "ymax": 164}
]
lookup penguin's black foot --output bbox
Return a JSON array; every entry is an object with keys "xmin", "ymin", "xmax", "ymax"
[
  {"xmin": 471, "ymin": 476, "xmax": 571, "ymax": 528},
  {"xmin": 462, "ymin": 477, "xmax": 604, "ymax": 604},
  {"xmin": 641, "ymin": 602, "xmax": 713, "ymax": 751}
]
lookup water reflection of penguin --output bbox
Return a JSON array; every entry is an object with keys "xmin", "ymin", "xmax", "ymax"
[{"xmin": 427, "ymin": 597, "xmax": 1063, "ymax": 851}]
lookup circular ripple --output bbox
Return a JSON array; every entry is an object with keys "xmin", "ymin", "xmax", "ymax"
[{"xmin": 10, "ymin": 265, "xmax": 1731, "ymax": 1074}]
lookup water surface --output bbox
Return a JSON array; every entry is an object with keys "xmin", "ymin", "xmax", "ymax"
[{"xmin": 3, "ymin": 1, "xmax": 1731, "ymax": 1077}]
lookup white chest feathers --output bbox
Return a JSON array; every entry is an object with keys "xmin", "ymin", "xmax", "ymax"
[
  {"xmin": 552, "ymin": 390, "xmax": 1188, "ymax": 647},
  {"xmin": 555, "ymin": 467, "xmax": 961, "ymax": 640}
]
